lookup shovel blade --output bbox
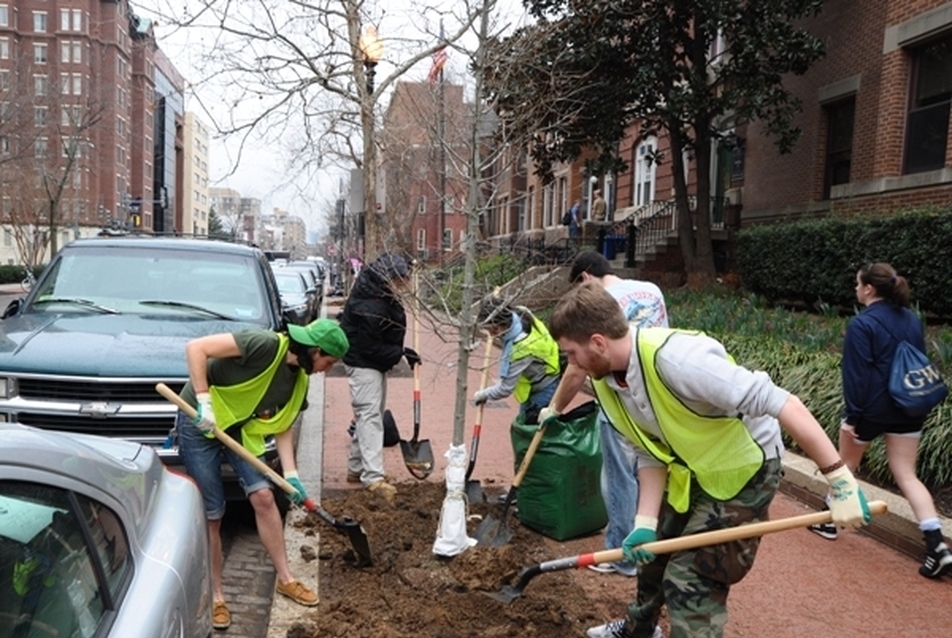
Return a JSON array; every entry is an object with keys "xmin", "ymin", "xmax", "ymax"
[
  {"xmin": 465, "ymin": 479, "xmax": 484, "ymax": 504},
  {"xmin": 400, "ymin": 438, "xmax": 434, "ymax": 480},
  {"xmin": 474, "ymin": 513, "xmax": 513, "ymax": 547},
  {"xmin": 337, "ymin": 517, "xmax": 373, "ymax": 567}
]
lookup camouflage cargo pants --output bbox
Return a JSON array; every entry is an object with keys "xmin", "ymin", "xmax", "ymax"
[{"xmin": 626, "ymin": 458, "xmax": 782, "ymax": 638}]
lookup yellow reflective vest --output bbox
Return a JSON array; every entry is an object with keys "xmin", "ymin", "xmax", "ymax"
[
  {"xmin": 592, "ymin": 328, "xmax": 764, "ymax": 513},
  {"xmin": 510, "ymin": 316, "xmax": 561, "ymax": 403},
  {"xmin": 208, "ymin": 334, "xmax": 309, "ymax": 457}
]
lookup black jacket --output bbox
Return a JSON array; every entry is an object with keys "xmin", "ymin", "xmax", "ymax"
[{"xmin": 338, "ymin": 266, "xmax": 406, "ymax": 372}]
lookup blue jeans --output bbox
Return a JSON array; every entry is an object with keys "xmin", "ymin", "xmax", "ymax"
[
  {"xmin": 599, "ymin": 413, "xmax": 639, "ymax": 562},
  {"xmin": 176, "ymin": 411, "xmax": 271, "ymax": 519},
  {"xmin": 521, "ymin": 382, "xmax": 557, "ymax": 417}
]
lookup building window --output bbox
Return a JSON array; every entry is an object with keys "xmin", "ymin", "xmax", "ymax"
[
  {"xmin": 72, "ymin": 73, "xmax": 82, "ymax": 96},
  {"xmin": 824, "ymin": 98, "xmax": 855, "ymax": 198},
  {"xmin": 34, "ymin": 106, "xmax": 48, "ymax": 127},
  {"xmin": 72, "ymin": 9, "xmax": 83, "ymax": 32},
  {"xmin": 905, "ymin": 36, "xmax": 952, "ymax": 174},
  {"xmin": 0, "ymin": 37, "xmax": 9, "ymax": 60},
  {"xmin": 0, "ymin": 70, "xmax": 9, "ymax": 91},
  {"xmin": 0, "ymin": 5, "xmax": 8, "ymax": 28},
  {"xmin": 35, "ymin": 137, "xmax": 48, "ymax": 158},
  {"xmin": 442, "ymin": 228, "xmax": 452, "ymax": 251},
  {"xmin": 33, "ymin": 11, "xmax": 47, "ymax": 33},
  {"xmin": 0, "ymin": 136, "xmax": 9, "ymax": 155},
  {"xmin": 417, "ymin": 196, "xmax": 426, "ymax": 214},
  {"xmin": 34, "ymin": 75, "xmax": 48, "ymax": 96},
  {"xmin": 73, "ymin": 42, "xmax": 82, "ymax": 64},
  {"xmin": 34, "ymin": 43, "xmax": 47, "ymax": 64}
]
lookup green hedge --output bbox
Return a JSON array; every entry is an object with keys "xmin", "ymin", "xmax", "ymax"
[
  {"xmin": 736, "ymin": 207, "xmax": 952, "ymax": 316},
  {"xmin": 0, "ymin": 265, "xmax": 43, "ymax": 285}
]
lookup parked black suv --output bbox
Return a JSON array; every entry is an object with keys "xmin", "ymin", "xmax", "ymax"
[{"xmin": 0, "ymin": 237, "xmax": 287, "ymax": 481}]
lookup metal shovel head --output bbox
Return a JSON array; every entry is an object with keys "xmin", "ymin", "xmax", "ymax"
[
  {"xmin": 336, "ymin": 516, "xmax": 373, "ymax": 567},
  {"xmin": 474, "ymin": 513, "xmax": 513, "ymax": 547},
  {"xmin": 465, "ymin": 479, "xmax": 484, "ymax": 504},
  {"xmin": 400, "ymin": 437, "xmax": 434, "ymax": 480}
]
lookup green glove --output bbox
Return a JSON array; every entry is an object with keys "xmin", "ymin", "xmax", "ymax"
[
  {"xmin": 824, "ymin": 465, "xmax": 871, "ymax": 528},
  {"xmin": 622, "ymin": 515, "xmax": 658, "ymax": 565},
  {"xmin": 284, "ymin": 471, "xmax": 307, "ymax": 506}
]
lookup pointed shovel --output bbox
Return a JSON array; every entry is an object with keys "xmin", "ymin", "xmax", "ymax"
[
  {"xmin": 464, "ymin": 335, "xmax": 495, "ymax": 503},
  {"xmin": 155, "ymin": 382, "xmax": 373, "ymax": 565},
  {"xmin": 399, "ymin": 270, "xmax": 434, "ymax": 479},
  {"xmin": 488, "ymin": 500, "xmax": 889, "ymax": 603}
]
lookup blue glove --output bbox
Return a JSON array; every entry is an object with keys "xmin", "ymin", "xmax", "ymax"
[
  {"xmin": 622, "ymin": 516, "xmax": 659, "ymax": 565},
  {"xmin": 193, "ymin": 392, "xmax": 216, "ymax": 433},
  {"xmin": 824, "ymin": 465, "xmax": 871, "ymax": 528},
  {"xmin": 284, "ymin": 471, "xmax": 307, "ymax": 506}
]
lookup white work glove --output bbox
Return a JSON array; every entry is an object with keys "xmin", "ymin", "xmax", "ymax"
[
  {"xmin": 538, "ymin": 406, "xmax": 560, "ymax": 424},
  {"xmin": 824, "ymin": 465, "xmax": 870, "ymax": 529},
  {"xmin": 473, "ymin": 390, "xmax": 488, "ymax": 406},
  {"xmin": 193, "ymin": 392, "xmax": 216, "ymax": 433}
]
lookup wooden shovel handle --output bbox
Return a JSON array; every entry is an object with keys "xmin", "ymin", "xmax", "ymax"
[
  {"xmin": 579, "ymin": 500, "xmax": 889, "ymax": 566},
  {"xmin": 154, "ymin": 382, "xmax": 299, "ymax": 498},
  {"xmin": 512, "ymin": 421, "xmax": 547, "ymax": 489},
  {"xmin": 474, "ymin": 334, "xmax": 494, "ymax": 427}
]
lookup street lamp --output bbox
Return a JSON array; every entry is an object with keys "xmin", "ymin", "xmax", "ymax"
[{"xmin": 358, "ymin": 26, "xmax": 383, "ymax": 259}]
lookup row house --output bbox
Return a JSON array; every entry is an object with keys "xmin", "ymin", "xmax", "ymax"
[{"xmin": 478, "ymin": 0, "xmax": 952, "ymax": 273}]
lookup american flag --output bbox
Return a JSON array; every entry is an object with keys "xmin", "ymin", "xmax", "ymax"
[{"xmin": 427, "ymin": 24, "xmax": 447, "ymax": 84}]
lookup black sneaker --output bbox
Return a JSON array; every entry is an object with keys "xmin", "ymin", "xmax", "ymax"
[
  {"xmin": 808, "ymin": 522, "xmax": 837, "ymax": 540},
  {"xmin": 919, "ymin": 542, "xmax": 952, "ymax": 579}
]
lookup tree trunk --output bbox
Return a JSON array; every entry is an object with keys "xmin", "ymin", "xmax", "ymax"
[
  {"xmin": 692, "ymin": 125, "xmax": 717, "ymax": 283},
  {"xmin": 668, "ymin": 126, "xmax": 695, "ymax": 273}
]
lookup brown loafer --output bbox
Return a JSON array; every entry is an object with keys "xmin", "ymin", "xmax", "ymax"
[
  {"xmin": 346, "ymin": 472, "xmax": 362, "ymax": 484},
  {"xmin": 275, "ymin": 579, "xmax": 318, "ymax": 607},
  {"xmin": 212, "ymin": 600, "xmax": 231, "ymax": 630}
]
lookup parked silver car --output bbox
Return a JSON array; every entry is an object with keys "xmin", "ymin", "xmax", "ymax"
[{"xmin": 0, "ymin": 423, "xmax": 212, "ymax": 638}]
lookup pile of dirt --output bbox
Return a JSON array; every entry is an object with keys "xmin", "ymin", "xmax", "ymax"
[{"xmin": 284, "ymin": 482, "xmax": 633, "ymax": 638}]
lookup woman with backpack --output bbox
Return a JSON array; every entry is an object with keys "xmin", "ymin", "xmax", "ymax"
[{"xmin": 809, "ymin": 262, "xmax": 951, "ymax": 579}]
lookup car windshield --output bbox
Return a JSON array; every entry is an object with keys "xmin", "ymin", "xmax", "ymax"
[
  {"xmin": 26, "ymin": 244, "xmax": 269, "ymax": 324},
  {"xmin": 274, "ymin": 272, "xmax": 306, "ymax": 294}
]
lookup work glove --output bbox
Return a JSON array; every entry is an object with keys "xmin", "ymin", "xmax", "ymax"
[
  {"xmin": 622, "ymin": 515, "xmax": 659, "ymax": 565},
  {"xmin": 538, "ymin": 406, "xmax": 560, "ymax": 425},
  {"xmin": 473, "ymin": 390, "xmax": 488, "ymax": 406},
  {"xmin": 403, "ymin": 347, "xmax": 422, "ymax": 369},
  {"xmin": 284, "ymin": 471, "xmax": 307, "ymax": 506},
  {"xmin": 193, "ymin": 392, "xmax": 216, "ymax": 433},
  {"xmin": 824, "ymin": 465, "xmax": 871, "ymax": 529}
]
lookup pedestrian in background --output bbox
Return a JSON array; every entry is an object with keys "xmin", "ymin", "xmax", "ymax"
[
  {"xmin": 178, "ymin": 318, "xmax": 349, "ymax": 630},
  {"xmin": 550, "ymin": 282, "xmax": 870, "ymax": 638},
  {"xmin": 809, "ymin": 262, "xmax": 952, "ymax": 578},
  {"xmin": 338, "ymin": 253, "xmax": 421, "ymax": 504},
  {"xmin": 569, "ymin": 199, "xmax": 581, "ymax": 239},
  {"xmin": 592, "ymin": 189, "xmax": 607, "ymax": 222},
  {"xmin": 541, "ymin": 251, "xmax": 667, "ymax": 578}
]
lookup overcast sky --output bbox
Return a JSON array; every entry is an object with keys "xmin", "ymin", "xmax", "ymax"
[{"xmin": 139, "ymin": 1, "xmax": 529, "ymax": 240}]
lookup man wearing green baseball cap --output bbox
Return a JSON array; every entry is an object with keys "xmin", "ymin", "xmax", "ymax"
[{"xmin": 176, "ymin": 318, "xmax": 348, "ymax": 629}]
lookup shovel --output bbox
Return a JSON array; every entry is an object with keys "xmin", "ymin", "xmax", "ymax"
[
  {"xmin": 474, "ymin": 418, "xmax": 548, "ymax": 547},
  {"xmin": 464, "ymin": 335, "xmax": 495, "ymax": 503},
  {"xmin": 489, "ymin": 500, "xmax": 889, "ymax": 603},
  {"xmin": 155, "ymin": 383, "xmax": 373, "ymax": 566},
  {"xmin": 399, "ymin": 270, "xmax": 434, "ymax": 480}
]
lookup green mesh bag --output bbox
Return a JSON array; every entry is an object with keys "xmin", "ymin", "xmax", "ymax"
[{"xmin": 511, "ymin": 401, "xmax": 607, "ymax": 541}]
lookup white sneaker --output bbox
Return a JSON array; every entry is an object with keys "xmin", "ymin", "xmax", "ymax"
[
  {"xmin": 586, "ymin": 563, "xmax": 616, "ymax": 574},
  {"xmin": 585, "ymin": 621, "xmax": 662, "ymax": 638}
]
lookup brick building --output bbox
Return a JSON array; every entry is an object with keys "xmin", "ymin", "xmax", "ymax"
[{"xmin": 744, "ymin": 0, "xmax": 952, "ymax": 221}]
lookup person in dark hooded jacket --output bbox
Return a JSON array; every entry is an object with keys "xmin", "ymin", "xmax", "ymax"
[{"xmin": 338, "ymin": 253, "xmax": 420, "ymax": 503}]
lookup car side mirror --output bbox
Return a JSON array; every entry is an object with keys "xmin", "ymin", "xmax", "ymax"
[{"xmin": 2, "ymin": 298, "xmax": 22, "ymax": 320}]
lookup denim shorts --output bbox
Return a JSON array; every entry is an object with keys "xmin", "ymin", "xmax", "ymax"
[{"xmin": 175, "ymin": 411, "xmax": 272, "ymax": 519}]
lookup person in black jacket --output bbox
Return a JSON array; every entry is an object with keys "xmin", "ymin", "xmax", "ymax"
[{"xmin": 338, "ymin": 253, "xmax": 420, "ymax": 503}]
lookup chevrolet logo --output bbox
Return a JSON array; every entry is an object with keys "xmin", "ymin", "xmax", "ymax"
[{"xmin": 79, "ymin": 402, "xmax": 120, "ymax": 418}]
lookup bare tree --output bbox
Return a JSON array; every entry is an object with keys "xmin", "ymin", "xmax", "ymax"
[
  {"xmin": 0, "ymin": 46, "xmax": 105, "ymax": 266},
  {"xmin": 148, "ymin": 0, "xmax": 482, "ymax": 259}
]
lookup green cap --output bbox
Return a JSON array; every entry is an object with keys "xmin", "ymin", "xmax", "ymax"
[{"xmin": 287, "ymin": 319, "xmax": 349, "ymax": 358}]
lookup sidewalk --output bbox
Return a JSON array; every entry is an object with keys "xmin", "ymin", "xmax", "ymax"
[{"xmin": 268, "ymin": 297, "xmax": 952, "ymax": 637}]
